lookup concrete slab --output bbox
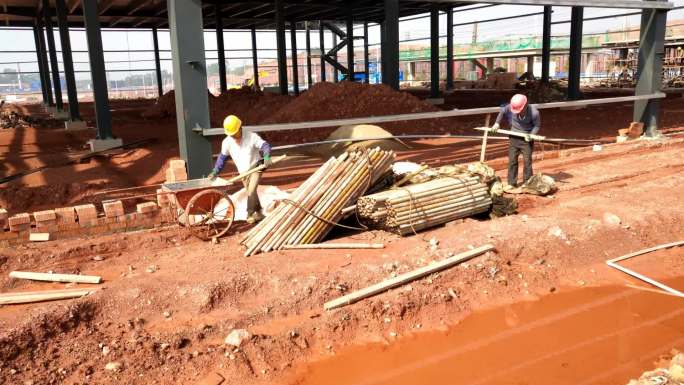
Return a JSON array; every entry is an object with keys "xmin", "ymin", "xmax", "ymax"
[
  {"xmin": 64, "ymin": 120, "xmax": 88, "ymax": 131},
  {"xmin": 425, "ymin": 98, "xmax": 445, "ymax": 105},
  {"xmin": 88, "ymin": 138, "xmax": 123, "ymax": 153}
]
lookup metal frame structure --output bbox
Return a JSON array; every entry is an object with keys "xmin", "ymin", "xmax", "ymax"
[{"xmin": 2, "ymin": 0, "xmax": 673, "ymax": 174}]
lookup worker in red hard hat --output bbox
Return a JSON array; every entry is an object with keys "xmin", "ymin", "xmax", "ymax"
[{"xmin": 490, "ymin": 93, "xmax": 540, "ymax": 188}]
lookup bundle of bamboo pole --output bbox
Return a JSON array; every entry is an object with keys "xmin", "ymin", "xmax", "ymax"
[
  {"xmin": 357, "ymin": 176, "xmax": 492, "ymax": 235},
  {"xmin": 241, "ymin": 148, "xmax": 395, "ymax": 256}
]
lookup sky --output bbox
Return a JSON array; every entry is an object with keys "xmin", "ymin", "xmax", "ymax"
[{"xmin": 1, "ymin": 1, "xmax": 683, "ymax": 82}]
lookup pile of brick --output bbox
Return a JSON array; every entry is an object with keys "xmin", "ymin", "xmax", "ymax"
[{"xmin": 0, "ymin": 161, "xmax": 189, "ymax": 246}]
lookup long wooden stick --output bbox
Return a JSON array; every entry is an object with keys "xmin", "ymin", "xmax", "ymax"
[
  {"xmin": 475, "ymin": 127, "xmax": 546, "ymax": 141},
  {"xmin": 0, "ymin": 288, "xmax": 96, "ymax": 305},
  {"xmin": 480, "ymin": 113, "xmax": 492, "ymax": 163},
  {"xmin": 606, "ymin": 241, "xmax": 684, "ymax": 298},
  {"xmin": 226, "ymin": 154, "xmax": 287, "ymax": 184},
  {"xmin": 9, "ymin": 271, "xmax": 102, "ymax": 284},
  {"xmin": 282, "ymin": 243, "xmax": 384, "ymax": 250},
  {"xmin": 324, "ymin": 244, "xmax": 495, "ymax": 310}
]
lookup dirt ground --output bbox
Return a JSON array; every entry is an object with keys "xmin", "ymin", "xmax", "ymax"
[{"xmin": 0, "ymin": 88, "xmax": 683, "ymax": 385}]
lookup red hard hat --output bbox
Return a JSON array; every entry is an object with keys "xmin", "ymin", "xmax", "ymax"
[{"xmin": 510, "ymin": 94, "xmax": 528, "ymax": 114}]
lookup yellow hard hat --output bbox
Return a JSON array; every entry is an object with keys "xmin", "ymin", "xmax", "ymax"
[{"xmin": 223, "ymin": 115, "xmax": 242, "ymax": 136}]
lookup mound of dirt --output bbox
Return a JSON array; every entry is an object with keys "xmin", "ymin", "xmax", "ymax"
[
  {"xmin": 0, "ymin": 182, "xmax": 104, "ymax": 213},
  {"xmin": 141, "ymin": 88, "xmax": 293, "ymax": 127}
]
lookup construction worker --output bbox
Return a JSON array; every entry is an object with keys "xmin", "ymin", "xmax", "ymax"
[
  {"xmin": 490, "ymin": 94, "xmax": 540, "ymax": 188},
  {"xmin": 208, "ymin": 115, "xmax": 272, "ymax": 224}
]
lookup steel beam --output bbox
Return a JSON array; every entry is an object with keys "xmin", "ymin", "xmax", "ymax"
[
  {"xmin": 567, "ymin": 6, "xmax": 583, "ymax": 100},
  {"xmin": 37, "ymin": 18, "xmax": 53, "ymax": 106},
  {"xmin": 168, "ymin": 0, "xmax": 213, "ymax": 178},
  {"xmin": 383, "ymin": 0, "xmax": 399, "ymax": 89},
  {"xmin": 55, "ymin": 0, "xmax": 80, "ymax": 121},
  {"xmin": 446, "ymin": 7, "xmax": 453, "ymax": 90},
  {"xmin": 305, "ymin": 21, "xmax": 312, "ymax": 87},
  {"xmin": 43, "ymin": 0, "xmax": 63, "ymax": 111},
  {"xmin": 346, "ymin": 10, "xmax": 354, "ymax": 81},
  {"xmin": 291, "ymin": 22, "xmax": 299, "ymax": 95},
  {"xmin": 541, "ymin": 5, "xmax": 551, "ymax": 83},
  {"xmin": 275, "ymin": 0, "xmax": 288, "ymax": 95},
  {"xmin": 416, "ymin": 0, "xmax": 673, "ymax": 9},
  {"xmin": 332, "ymin": 33, "xmax": 338, "ymax": 82},
  {"xmin": 82, "ymin": 0, "xmax": 113, "ymax": 139},
  {"xmin": 527, "ymin": 56, "xmax": 535, "ymax": 78},
  {"xmin": 32, "ymin": 24, "xmax": 50, "ymax": 105},
  {"xmin": 363, "ymin": 21, "xmax": 369, "ymax": 83},
  {"xmin": 319, "ymin": 22, "xmax": 326, "ymax": 82},
  {"xmin": 251, "ymin": 27, "xmax": 260, "ymax": 90},
  {"xmin": 634, "ymin": 0, "xmax": 668, "ymax": 136},
  {"xmin": 430, "ymin": 6, "xmax": 439, "ymax": 98},
  {"xmin": 215, "ymin": 3, "xmax": 227, "ymax": 94},
  {"xmin": 152, "ymin": 26, "xmax": 163, "ymax": 97}
]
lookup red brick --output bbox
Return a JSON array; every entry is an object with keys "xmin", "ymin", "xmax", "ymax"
[
  {"xmin": 165, "ymin": 167, "xmax": 188, "ymax": 183},
  {"xmin": 54, "ymin": 207, "xmax": 77, "ymax": 223},
  {"xmin": 33, "ymin": 209, "xmax": 57, "ymax": 222},
  {"xmin": 8, "ymin": 213, "xmax": 30, "ymax": 226},
  {"xmin": 10, "ymin": 222, "xmax": 30, "ymax": 233},
  {"xmin": 137, "ymin": 202, "xmax": 159, "ymax": 214},
  {"xmin": 74, "ymin": 204, "xmax": 98, "ymax": 221},
  {"xmin": 0, "ymin": 208, "xmax": 7, "ymax": 229},
  {"xmin": 169, "ymin": 159, "xmax": 186, "ymax": 169},
  {"xmin": 157, "ymin": 189, "xmax": 170, "ymax": 208},
  {"xmin": 628, "ymin": 122, "xmax": 644, "ymax": 139},
  {"xmin": 103, "ymin": 200, "xmax": 124, "ymax": 218}
]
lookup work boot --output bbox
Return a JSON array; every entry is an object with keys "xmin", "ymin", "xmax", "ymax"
[
  {"xmin": 503, "ymin": 183, "xmax": 516, "ymax": 193},
  {"xmin": 252, "ymin": 211, "xmax": 265, "ymax": 222}
]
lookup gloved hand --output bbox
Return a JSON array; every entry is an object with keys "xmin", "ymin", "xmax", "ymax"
[
  {"xmin": 262, "ymin": 155, "xmax": 272, "ymax": 169},
  {"xmin": 524, "ymin": 134, "xmax": 531, "ymax": 142},
  {"xmin": 490, "ymin": 123, "xmax": 500, "ymax": 133},
  {"xmin": 207, "ymin": 170, "xmax": 218, "ymax": 180}
]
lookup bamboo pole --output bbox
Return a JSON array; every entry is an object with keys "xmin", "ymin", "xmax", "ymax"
[
  {"xmin": 474, "ymin": 127, "xmax": 545, "ymax": 141},
  {"xmin": 9, "ymin": 271, "xmax": 102, "ymax": 284},
  {"xmin": 324, "ymin": 244, "xmax": 495, "ymax": 310}
]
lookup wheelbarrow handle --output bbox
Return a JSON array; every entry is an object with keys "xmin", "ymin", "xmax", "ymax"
[{"xmin": 225, "ymin": 154, "xmax": 287, "ymax": 184}]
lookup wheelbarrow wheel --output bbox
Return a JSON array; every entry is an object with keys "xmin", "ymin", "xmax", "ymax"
[{"xmin": 185, "ymin": 188, "xmax": 235, "ymax": 241}]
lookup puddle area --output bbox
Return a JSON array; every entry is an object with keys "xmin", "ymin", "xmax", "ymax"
[{"xmin": 284, "ymin": 277, "xmax": 684, "ymax": 385}]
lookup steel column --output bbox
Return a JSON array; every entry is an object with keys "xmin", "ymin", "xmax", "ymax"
[
  {"xmin": 363, "ymin": 22, "xmax": 370, "ymax": 83},
  {"xmin": 152, "ymin": 26, "xmax": 163, "ymax": 97},
  {"xmin": 383, "ymin": 0, "xmax": 399, "ymax": 89},
  {"xmin": 634, "ymin": 1, "xmax": 668, "ymax": 137},
  {"xmin": 567, "ymin": 6, "xmax": 583, "ymax": 100},
  {"xmin": 251, "ymin": 27, "xmax": 260, "ymax": 90},
  {"xmin": 291, "ymin": 23, "xmax": 300, "ymax": 95},
  {"xmin": 346, "ymin": 11, "xmax": 354, "ymax": 81},
  {"xmin": 215, "ymin": 3, "xmax": 227, "ymax": 94},
  {"xmin": 168, "ymin": 0, "xmax": 213, "ymax": 178},
  {"xmin": 319, "ymin": 22, "xmax": 326, "ymax": 82},
  {"xmin": 305, "ymin": 22, "xmax": 313, "ymax": 87},
  {"xmin": 43, "ymin": 0, "xmax": 63, "ymax": 111},
  {"xmin": 35, "ymin": 18, "xmax": 53, "ymax": 106},
  {"xmin": 332, "ymin": 34, "xmax": 339, "ymax": 82},
  {"xmin": 430, "ymin": 7, "xmax": 440, "ymax": 98},
  {"xmin": 275, "ymin": 0, "xmax": 288, "ymax": 95},
  {"xmin": 527, "ymin": 56, "xmax": 535, "ymax": 78},
  {"xmin": 32, "ymin": 24, "xmax": 49, "ymax": 105},
  {"xmin": 446, "ymin": 7, "xmax": 454, "ymax": 90},
  {"xmin": 82, "ymin": 0, "xmax": 113, "ymax": 139},
  {"xmin": 541, "ymin": 5, "xmax": 552, "ymax": 83},
  {"xmin": 55, "ymin": 0, "xmax": 80, "ymax": 121}
]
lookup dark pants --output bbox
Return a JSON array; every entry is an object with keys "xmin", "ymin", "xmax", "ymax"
[{"xmin": 508, "ymin": 137, "xmax": 533, "ymax": 186}]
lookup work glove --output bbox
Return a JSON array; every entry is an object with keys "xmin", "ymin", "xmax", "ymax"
[
  {"xmin": 524, "ymin": 134, "xmax": 531, "ymax": 142},
  {"xmin": 490, "ymin": 123, "xmax": 500, "ymax": 133},
  {"xmin": 207, "ymin": 170, "xmax": 218, "ymax": 180},
  {"xmin": 262, "ymin": 155, "xmax": 272, "ymax": 169}
]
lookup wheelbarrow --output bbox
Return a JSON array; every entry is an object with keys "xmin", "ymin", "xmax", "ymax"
[{"xmin": 160, "ymin": 154, "xmax": 286, "ymax": 241}]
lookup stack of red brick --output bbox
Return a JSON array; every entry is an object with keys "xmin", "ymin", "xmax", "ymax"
[{"xmin": 0, "ymin": 160, "xmax": 189, "ymax": 245}]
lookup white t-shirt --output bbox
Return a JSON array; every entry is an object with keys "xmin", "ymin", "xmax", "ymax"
[{"xmin": 220, "ymin": 131, "xmax": 266, "ymax": 174}]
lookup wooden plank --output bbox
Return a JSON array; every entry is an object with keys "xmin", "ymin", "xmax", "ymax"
[
  {"xmin": 0, "ymin": 288, "xmax": 95, "ymax": 305},
  {"xmin": 282, "ymin": 243, "xmax": 384, "ymax": 250},
  {"xmin": 29, "ymin": 233, "xmax": 50, "ymax": 242},
  {"xmin": 9, "ymin": 271, "xmax": 102, "ymax": 284},
  {"xmin": 324, "ymin": 244, "xmax": 495, "ymax": 310}
]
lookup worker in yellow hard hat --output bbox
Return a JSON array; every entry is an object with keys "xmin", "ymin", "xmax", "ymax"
[{"xmin": 208, "ymin": 115, "xmax": 272, "ymax": 224}]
